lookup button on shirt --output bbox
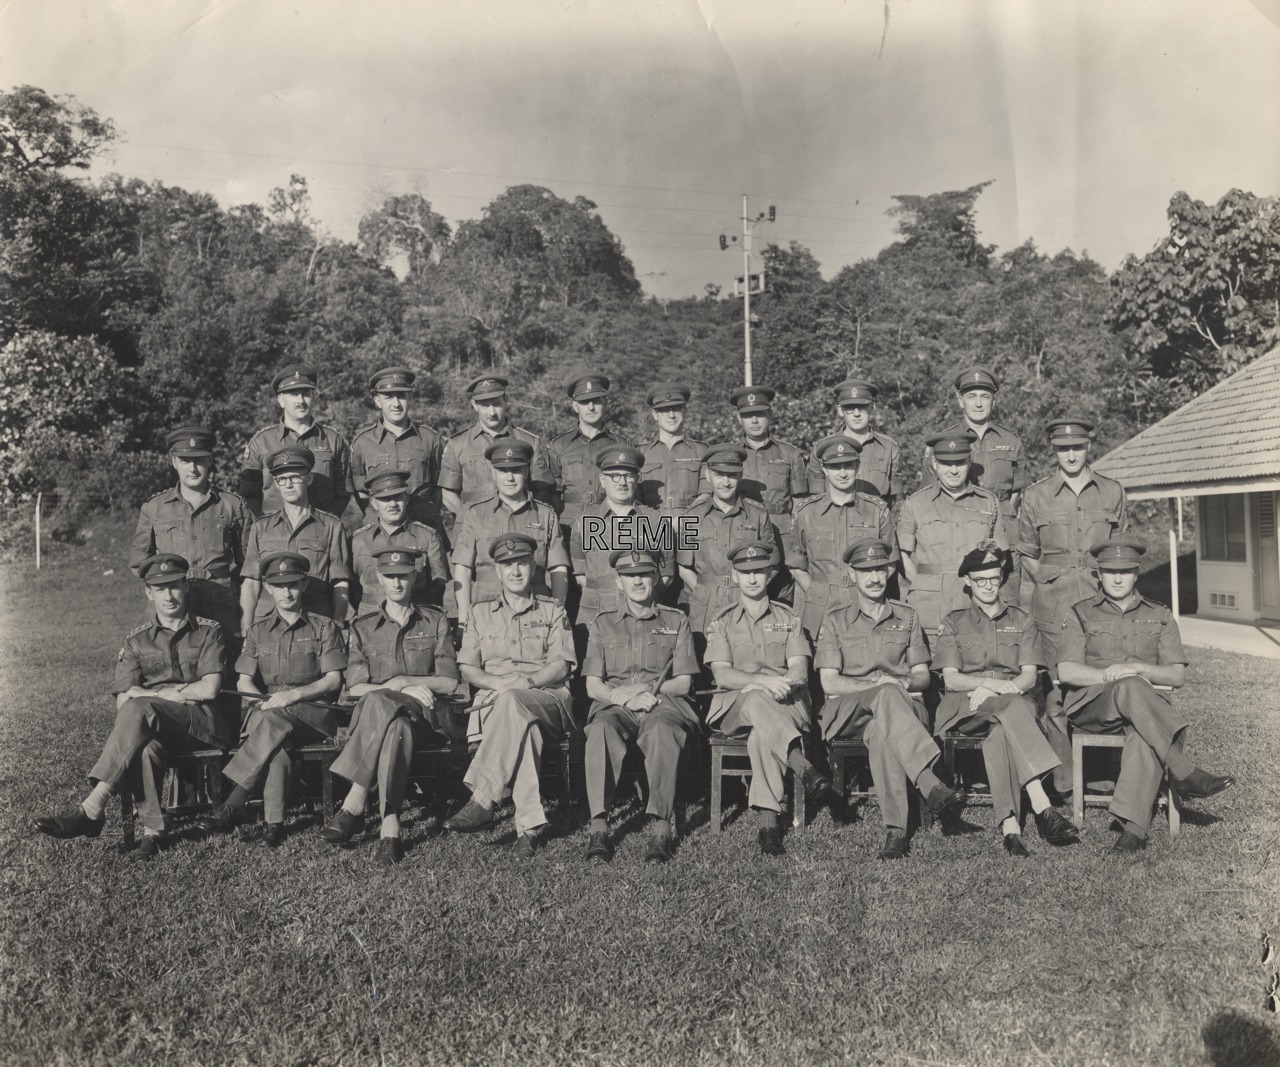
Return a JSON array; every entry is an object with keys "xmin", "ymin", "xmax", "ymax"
[
  {"xmin": 813, "ymin": 600, "xmax": 930, "ymax": 680},
  {"xmin": 703, "ymin": 599, "xmax": 810, "ymax": 725},
  {"xmin": 235, "ymin": 610, "xmax": 348, "ymax": 691},
  {"xmin": 547, "ymin": 426, "xmax": 633, "ymax": 512},
  {"xmin": 241, "ymin": 421, "xmax": 354, "ymax": 517},
  {"xmin": 459, "ymin": 594, "xmax": 575, "ymax": 683},
  {"xmin": 349, "ymin": 420, "xmax": 444, "ymax": 521},
  {"xmin": 346, "ymin": 603, "xmax": 458, "ymax": 688},
  {"xmin": 451, "ymin": 496, "xmax": 568, "ymax": 598},
  {"xmin": 352, "ymin": 521, "xmax": 448, "ymax": 609},
  {"xmin": 438, "ymin": 423, "xmax": 552, "ymax": 505},
  {"xmin": 129, "ymin": 485, "xmax": 253, "ymax": 582},
  {"xmin": 243, "ymin": 508, "xmax": 352, "ymax": 618},
  {"xmin": 583, "ymin": 600, "xmax": 698, "ymax": 684},
  {"xmin": 806, "ymin": 430, "xmax": 903, "ymax": 503},
  {"xmin": 933, "ymin": 603, "xmax": 1043, "ymax": 680},
  {"xmin": 638, "ymin": 436, "xmax": 709, "ymax": 513}
]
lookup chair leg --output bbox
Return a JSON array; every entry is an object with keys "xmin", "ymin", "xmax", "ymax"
[
  {"xmin": 792, "ymin": 768, "xmax": 805, "ymax": 831},
  {"xmin": 830, "ymin": 750, "xmax": 845, "ymax": 802},
  {"xmin": 1071, "ymin": 734, "xmax": 1085, "ymax": 829},
  {"xmin": 120, "ymin": 792, "xmax": 136, "ymax": 849},
  {"xmin": 710, "ymin": 751, "xmax": 723, "ymax": 831},
  {"xmin": 322, "ymin": 759, "xmax": 335, "ymax": 822},
  {"xmin": 1166, "ymin": 778, "xmax": 1181, "ymax": 837}
]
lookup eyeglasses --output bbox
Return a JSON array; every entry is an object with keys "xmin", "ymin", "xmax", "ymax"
[
  {"xmin": 604, "ymin": 472, "xmax": 638, "ymax": 484},
  {"xmin": 274, "ymin": 474, "xmax": 307, "ymax": 486},
  {"xmin": 969, "ymin": 576, "xmax": 1003, "ymax": 587}
]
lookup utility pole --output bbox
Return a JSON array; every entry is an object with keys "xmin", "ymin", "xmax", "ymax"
[{"xmin": 720, "ymin": 196, "xmax": 775, "ymax": 386}]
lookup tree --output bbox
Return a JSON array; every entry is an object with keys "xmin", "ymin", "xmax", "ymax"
[
  {"xmin": 0, "ymin": 85, "xmax": 116, "ymax": 175},
  {"xmin": 358, "ymin": 193, "xmax": 451, "ymax": 280},
  {"xmin": 1108, "ymin": 189, "xmax": 1280, "ymax": 406},
  {"xmin": 760, "ymin": 240, "xmax": 823, "ymax": 300},
  {"xmin": 888, "ymin": 180, "xmax": 995, "ymax": 269}
]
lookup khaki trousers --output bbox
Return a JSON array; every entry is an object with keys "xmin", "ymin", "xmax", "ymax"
[
  {"xmin": 223, "ymin": 702, "xmax": 341, "ymax": 824},
  {"xmin": 716, "ymin": 692, "xmax": 809, "ymax": 813},
  {"xmin": 585, "ymin": 699, "xmax": 695, "ymax": 821}
]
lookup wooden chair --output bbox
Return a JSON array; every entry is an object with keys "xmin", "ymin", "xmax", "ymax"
[
  {"xmin": 939, "ymin": 731, "xmax": 992, "ymax": 806},
  {"xmin": 708, "ymin": 733, "xmax": 806, "ymax": 831},
  {"xmin": 1070, "ymin": 731, "xmax": 1181, "ymax": 836},
  {"xmin": 119, "ymin": 747, "xmax": 230, "ymax": 848}
]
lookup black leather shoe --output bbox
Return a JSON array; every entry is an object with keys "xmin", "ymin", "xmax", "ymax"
[
  {"xmin": 263, "ymin": 823, "xmax": 286, "ymax": 848},
  {"xmin": 194, "ymin": 805, "xmax": 237, "ymax": 834},
  {"xmin": 319, "ymin": 809, "xmax": 365, "ymax": 844},
  {"xmin": 585, "ymin": 831, "xmax": 613, "ymax": 863},
  {"xmin": 1034, "ymin": 807, "xmax": 1082, "ymax": 846},
  {"xmin": 758, "ymin": 826, "xmax": 785, "ymax": 856},
  {"xmin": 1111, "ymin": 830, "xmax": 1147, "ymax": 853},
  {"xmin": 878, "ymin": 829, "xmax": 909, "ymax": 860},
  {"xmin": 443, "ymin": 799, "xmax": 495, "ymax": 833},
  {"xmin": 1174, "ymin": 769, "xmax": 1235, "ymax": 802},
  {"xmin": 1003, "ymin": 833, "xmax": 1031, "ymax": 858},
  {"xmin": 924, "ymin": 784, "xmax": 966, "ymax": 819},
  {"xmin": 800, "ymin": 766, "xmax": 834, "ymax": 801},
  {"xmin": 35, "ymin": 809, "xmax": 105, "ymax": 839},
  {"xmin": 374, "ymin": 837, "xmax": 404, "ymax": 867},
  {"xmin": 513, "ymin": 831, "xmax": 540, "ymax": 860},
  {"xmin": 643, "ymin": 827, "xmax": 676, "ymax": 864},
  {"xmin": 131, "ymin": 835, "xmax": 162, "ymax": 861}
]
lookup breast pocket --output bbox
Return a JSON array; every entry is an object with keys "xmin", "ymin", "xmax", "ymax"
[
  {"xmin": 981, "ymin": 453, "xmax": 1014, "ymax": 493},
  {"xmin": 288, "ymin": 638, "xmax": 320, "ymax": 681},
  {"xmin": 196, "ymin": 515, "xmax": 231, "ymax": 552},
  {"xmin": 364, "ymin": 450, "xmax": 393, "ymax": 475},
  {"xmin": 1131, "ymin": 624, "xmax": 1163, "ymax": 663},
  {"xmin": 643, "ymin": 634, "xmax": 675, "ymax": 673},
  {"xmin": 806, "ymin": 525, "xmax": 840, "ymax": 565},
  {"xmin": 762, "ymin": 631, "xmax": 791, "ymax": 669},
  {"xmin": 837, "ymin": 633, "xmax": 870, "ymax": 673},
  {"xmin": 1085, "ymin": 621, "xmax": 1123, "ymax": 662},
  {"xmin": 1036, "ymin": 517, "xmax": 1072, "ymax": 554},
  {"xmin": 956, "ymin": 635, "xmax": 990, "ymax": 674},
  {"xmin": 402, "ymin": 635, "xmax": 436, "ymax": 675},
  {"xmin": 960, "ymin": 507, "xmax": 994, "ymax": 543},
  {"xmin": 154, "ymin": 520, "xmax": 188, "ymax": 553},
  {"xmin": 292, "ymin": 534, "xmax": 327, "ymax": 573}
]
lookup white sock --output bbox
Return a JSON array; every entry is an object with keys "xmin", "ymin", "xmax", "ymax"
[
  {"xmin": 342, "ymin": 785, "xmax": 368, "ymax": 816},
  {"xmin": 1001, "ymin": 816, "xmax": 1020, "ymax": 836},
  {"xmin": 142, "ymin": 826, "xmax": 162, "ymax": 838},
  {"xmin": 1025, "ymin": 780, "xmax": 1051, "ymax": 815},
  {"xmin": 381, "ymin": 814, "xmax": 400, "ymax": 839},
  {"xmin": 81, "ymin": 782, "xmax": 112, "ymax": 821}
]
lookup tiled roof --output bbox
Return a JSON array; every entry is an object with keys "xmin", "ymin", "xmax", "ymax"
[{"xmin": 1095, "ymin": 345, "xmax": 1280, "ymax": 494}]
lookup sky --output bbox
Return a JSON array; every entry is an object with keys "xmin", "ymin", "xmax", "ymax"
[{"xmin": 2, "ymin": 0, "xmax": 1279, "ymax": 299}]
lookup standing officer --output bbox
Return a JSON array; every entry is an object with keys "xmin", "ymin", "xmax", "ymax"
[
  {"xmin": 677, "ymin": 445, "xmax": 779, "ymax": 635},
  {"xmin": 438, "ymin": 375, "xmax": 552, "ymax": 520},
  {"xmin": 924, "ymin": 367, "xmax": 1026, "ymax": 580},
  {"xmin": 570, "ymin": 445, "xmax": 673, "ymax": 641},
  {"xmin": 898, "ymin": 430, "xmax": 1001, "ymax": 635},
  {"xmin": 1018, "ymin": 415, "xmax": 1127, "ymax": 794},
  {"xmin": 583, "ymin": 550, "xmax": 700, "ymax": 864},
  {"xmin": 637, "ymin": 383, "xmax": 708, "ymax": 516},
  {"xmin": 321, "ymin": 547, "xmax": 464, "ymax": 866},
  {"xmin": 547, "ymin": 372, "xmax": 633, "ymax": 537},
  {"xmin": 239, "ymin": 364, "xmax": 354, "ymax": 518},
  {"xmin": 349, "ymin": 366, "xmax": 444, "ymax": 531},
  {"xmin": 806, "ymin": 379, "xmax": 903, "ymax": 507},
  {"xmin": 792, "ymin": 435, "xmax": 897, "ymax": 639},
  {"xmin": 35, "ymin": 555, "xmax": 231, "ymax": 860},
  {"xmin": 815, "ymin": 538, "xmax": 965, "ymax": 860},
  {"xmin": 196, "ymin": 552, "xmax": 348, "ymax": 847},
  {"xmin": 705, "ymin": 540, "xmax": 831, "ymax": 856},
  {"xmin": 450, "ymin": 440, "xmax": 569, "ymax": 626},
  {"xmin": 239, "ymin": 446, "xmax": 352, "ymax": 631},
  {"xmin": 1058, "ymin": 540, "xmax": 1233, "ymax": 852},
  {"xmin": 729, "ymin": 385, "xmax": 812, "ymax": 602},
  {"xmin": 130, "ymin": 426, "xmax": 253, "ymax": 646},
  {"xmin": 933, "ymin": 544, "xmax": 1080, "ymax": 856},
  {"xmin": 443, "ymin": 534, "xmax": 577, "ymax": 860},
  {"xmin": 351, "ymin": 470, "xmax": 448, "ymax": 612}
]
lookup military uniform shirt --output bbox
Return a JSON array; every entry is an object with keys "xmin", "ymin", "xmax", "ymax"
[
  {"xmin": 241, "ymin": 420, "xmax": 354, "ymax": 516},
  {"xmin": 351, "ymin": 521, "xmax": 449, "ymax": 609},
  {"xmin": 677, "ymin": 496, "xmax": 780, "ymax": 629},
  {"xmin": 583, "ymin": 599, "xmax": 698, "ymax": 683},
  {"xmin": 704, "ymin": 599, "xmax": 809, "ymax": 725},
  {"xmin": 438, "ymin": 423, "xmax": 552, "ymax": 505},
  {"xmin": 349, "ymin": 419, "xmax": 444, "ymax": 522},
  {"xmin": 813, "ymin": 600, "xmax": 929, "ymax": 679},
  {"xmin": 733, "ymin": 436, "xmax": 812, "ymax": 534},
  {"xmin": 571, "ymin": 502, "xmax": 675, "ymax": 617},
  {"xmin": 459, "ymin": 594, "xmax": 575, "ymax": 680},
  {"xmin": 792, "ymin": 492, "xmax": 896, "ymax": 633},
  {"xmin": 546, "ymin": 426, "xmax": 633, "ymax": 513},
  {"xmin": 129, "ymin": 485, "xmax": 253, "ymax": 581},
  {"xmin": 637, "ymin": 435, "xmax": 709, "ymax": 513},
  {"xmin": 235, "ymin": 610, "xmax": 347, "ymax": 691},
  {"xmin": 346, "ymin": 602, "xmax": 459, "ymax": 688},
  {"xmin": 922, "ymin": 421, "xmax": 1027, "ymax": 501},
  {"xmin": 898, "ymin": 483, "xmax": 1002, "ymax": 562},
  {"xmin": 243, "ymin": 507, "xmax": 352, "ymax": 618},
  {"xmin": 932, "ymin": 603, "xmax": 1043, "ymax": 679},
  {"xmin": 806, "ymin": 429, "xmax": 903, "ymax": 503},
  {"xmin": 114, "ymin": 616, "xmax": 227, "ymax": 694},
  {"xmin": 451, "ymin": 495, "xmax": 568, "ymax": 598}
]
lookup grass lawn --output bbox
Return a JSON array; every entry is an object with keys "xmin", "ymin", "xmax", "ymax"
[{"xmin": 2, "ymin": 550, "xmax": 1278, "ymax": 1067}]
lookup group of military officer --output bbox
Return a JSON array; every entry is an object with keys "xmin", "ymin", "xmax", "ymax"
[{"xmin": 34, "ymin": 361, "xmax": 1234, "ymax": 865}]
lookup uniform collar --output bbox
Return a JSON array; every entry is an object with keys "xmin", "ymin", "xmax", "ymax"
[
  {"xmin": 966, "ymin": 601, "xmax": 1011, "ymax": 624},
  {"xmin": 1093, "ymin": 589, "xmax": 1145, "ymax": 615},
  {"xmin": 620, "ymin": 597, "xmax": 660, "ymax": 620},
  {"xmin": 376, "ymin": 600, "xmax": 424, "ymax": 628},
  {"xmin": 371, "ymin": 521, "xmax": 410, "ymax": 539},
  {"xmin": 696, "ymin": 495, "xmax": 743, "ymax": 516},
  {"xmin": 148, "ymin": 614, "xmax": 196, "ymax": 637},
  {"xmin": 928, "ymin": 481, "xmax": 980, "ymax": 502},
  {"xmin": 278, "ymin": 419, "xmax": 319, "ymax": 440},
  {"xmin": 265, "ymin": 609, "xmax": 313, "ymax": 632},
  {"xmin": 376, "ymin": 419, "xmax": 418, "ymax": 441},
  {"xmin": 471, "ymin": 421, "xmax": 512, "ymax": 440},
  {"xmin": 488, "ymin": 493, "xmax": 535, "ymax": 514},
  {"xmin": 1053, "ymin": 469, "xmax": 1099, "ymax": 495},
  {"xmin": 741, "ymin": 435, "xmax": 774, "ymax": 451},
  {"xmin": 732, "ymin": 596, "xmax": 773, "ymax": 623},
  {"xmin": 498, "ymin": 590, "xmax": 539, "ymax": 616}
]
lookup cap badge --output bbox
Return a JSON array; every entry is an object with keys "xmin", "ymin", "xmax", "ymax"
[
  {"xmin": 747, "ymin": 394, "xmax": 756, "ymax": 404},
  {"xmin": 505, "ymin": 447, "xmax": 514, "ymax": 458},
  {"xmin": 391, "ymin": 552, "xmax": 402, "ymax": 563}
]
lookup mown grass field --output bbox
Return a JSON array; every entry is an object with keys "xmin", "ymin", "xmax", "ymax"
[{"xmin": 2, "ymin": 545, "xmax": 1279, "ymax": 1067}]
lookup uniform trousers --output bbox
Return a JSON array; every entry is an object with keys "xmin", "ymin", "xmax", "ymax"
[
  {"xmin": 714, "ymin": 691, "xmax": 809, "ymax": 813},
  {"xmin": 585, "ymin": 699, "xmax": 695, "ymax": 821},
  {"xmin": 823, "ymin": 683, "xmax": 939, "ymax": 830},
  {"xmin": 1068, "ymin": 676, "xmax": 1191, "ymax": 833},
  {"xmin": 329, "ymin": 690, "xmax": 460, "ymax": 818},
  {"xmin": 223, "ymin": 702, "xmax": 342, "ymax": 824},
  {"xmin": 935, "ymin": 692, "xmax": 1059, "ymax": 820},
  {"xmin": 464, "ymin": 689, "xmax": 573, "ymax": 834},
  {"xmin": 88, "ymin": 696, "xmax": 226, "ymax": 832}
]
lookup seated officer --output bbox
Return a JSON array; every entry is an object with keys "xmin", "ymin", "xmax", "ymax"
[
  {"xmin": 443, "ymin": 534, "xmax": 576, "ymax": 859},
  {"xmin": 815, "ymin": 538, "xmax": 965, "ymax": 860},
  {"xmin": 1058, "ymin": 539, "xmax": 1234, "ymax": 852},
  {"xmin": 933, "ymin": 545, "xmax": 1079, "ymax": 856},
  {"xmin": 704, "ymin": 540, "xmax": 831, "ymax": 856},
  {"xmin": 35, "ymin": 555, "xmax": 231, "ymax": 860},
  {"xmin": 450, "ymin": 440, "xmax": 568, "ymax": 626},
  {"xmin": 196, "ymin": 552, "xmax": 347, "ymax": 847},
  {"xmin": 351, "ymin": 469, "xmax": 449, "ymax": 612},
  {"xmin": 321, "ymin": 548, "xmax": 465, "ymax": 867},
  {"xmin": 583, "ymin": 550, "xmax": 699, "ymax": 864}
]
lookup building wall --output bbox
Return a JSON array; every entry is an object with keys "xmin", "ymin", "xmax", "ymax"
[{"xmin": 1196, "ymin": 493, "xmax": 1257, "ymax": 621}]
